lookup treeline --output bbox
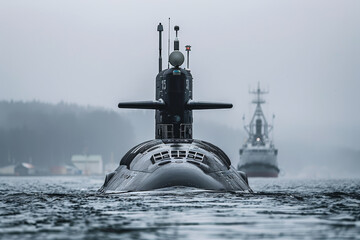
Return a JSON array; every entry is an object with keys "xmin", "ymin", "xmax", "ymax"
[{"xmin": 0, "ymin": 101, "xmax": 135, "ymax": 167}]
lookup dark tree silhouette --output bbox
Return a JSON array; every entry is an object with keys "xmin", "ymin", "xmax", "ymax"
[{"xmin": 0, "ymin": 101, "xmax": 135, "ymax": 167}]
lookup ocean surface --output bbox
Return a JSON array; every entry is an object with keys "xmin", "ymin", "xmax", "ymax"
[{"xmin": 0, "ymin": 176, "xmax": 359, "ymax": 240}]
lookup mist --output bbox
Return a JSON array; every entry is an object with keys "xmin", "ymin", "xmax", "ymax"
[{"xmin": 0, "ymin": 0, "xmax": 359, "ymax": 177}]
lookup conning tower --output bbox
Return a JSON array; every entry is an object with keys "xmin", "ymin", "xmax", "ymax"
[{"xmin": 118, "ymin": 23, "xmax": 232, "ymax": 139}]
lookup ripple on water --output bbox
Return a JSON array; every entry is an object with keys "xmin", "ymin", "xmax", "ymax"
[{"xmin": 0, "ymin": 177, "xmax": 359, "ymax": 240}]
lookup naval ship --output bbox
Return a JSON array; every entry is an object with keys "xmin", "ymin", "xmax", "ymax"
[
  {"xmin": 237, "ymin": 84, "xmax": 279, "ymax": 177},
  {"xmin": 99, "ymin": 23, "xmax": 252, "ymax": 193}
]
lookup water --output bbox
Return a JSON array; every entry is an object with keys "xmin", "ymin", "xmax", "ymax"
[{"xmin": 0, "ymin": 177, "xmax": 359, "ymax": 240}]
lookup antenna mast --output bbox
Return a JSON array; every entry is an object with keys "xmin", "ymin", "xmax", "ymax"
[
  {"xmin": 248, "ymin": 82, "xmax": 270, "ymax": 139},
  {"xmin": 167, "ymin": 18, "xmax": 170, "ymax": 69},
  {"xmin": 250, "ymin": 82, "xmax": 268, "ymax": 106},
  {"xmin": 185, "ymin": 45, "xmax": 191, "ymax": 69},
  {"xmin": 157, "ymin": 23, "xmax": 163, "ymax": 73}
]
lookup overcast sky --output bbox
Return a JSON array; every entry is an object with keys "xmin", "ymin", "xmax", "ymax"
[{"xmin": 1, "ymin": 0, "xmax": 359, "ymax": 153}]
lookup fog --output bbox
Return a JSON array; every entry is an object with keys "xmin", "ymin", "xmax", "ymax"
[{"xmin": 0, "ymin": 1, "xmax": 359, "ymax": 177}]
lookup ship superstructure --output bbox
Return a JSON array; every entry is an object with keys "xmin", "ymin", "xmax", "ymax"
[{"xmin": 237, "ymin": 83, "xmax": 279, "ymax": 177}]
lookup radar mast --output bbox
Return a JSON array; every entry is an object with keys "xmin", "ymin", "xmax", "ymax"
[{"xmin": 245, "ymin": 83, "xmax": 273, "ymax": 146}]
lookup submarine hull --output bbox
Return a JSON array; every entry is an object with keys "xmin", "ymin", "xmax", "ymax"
[{"xmin": 100, "ymin": 139, "xmax": 251, "ymax": 193}]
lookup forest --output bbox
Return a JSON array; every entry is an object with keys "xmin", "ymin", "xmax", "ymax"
[{"xmin": 0, "ymin": 101, "xmax": 135, "ymax": 167}]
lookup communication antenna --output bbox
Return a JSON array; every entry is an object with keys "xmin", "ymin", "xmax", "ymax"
[
  {"xmin": 185, "ymin": 45, "xmax": 191, "ymax": 69},
  {"xmin": 272, "ymin": 114, "xmax": 275, "ymax": 142},
  {"xmin": 174, "ymin": 26, "xmax": 179, "ymax": 50},
  {"xmin": 157, "ymin": 23, "xmax": 163, "ymax": 73},
  {"xmin": 167, "ymin": 18, "xmax": 171, "ymax": 69}
]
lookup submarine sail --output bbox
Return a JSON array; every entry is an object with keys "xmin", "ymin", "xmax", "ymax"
[{"xmin": 99, "ymin": 23, "xmax": 252, "ymax": 192}]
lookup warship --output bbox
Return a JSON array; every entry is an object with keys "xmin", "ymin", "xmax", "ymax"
[
  {"xmin": 237, "ymin": 84, "xmax": 279, "ymax": 177},
  {"xmin": 99, "ymin": 23, "xmax": 252, "ymax": 193}
]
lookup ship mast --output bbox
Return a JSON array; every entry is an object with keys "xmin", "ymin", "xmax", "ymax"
[{"xmin": 245, "ymin": 82, "xmax": 273, "ymax": 145}]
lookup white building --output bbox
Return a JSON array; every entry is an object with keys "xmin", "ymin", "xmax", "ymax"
[
  {"xmin": 0, "ymin": 164, "xmax": 15, "ymax": 175},
  {"xmin": 71, "ymin": 155, "xmax": 103, "ymax": 175}
]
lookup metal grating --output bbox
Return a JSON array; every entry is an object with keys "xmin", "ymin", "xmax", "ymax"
[
  {"xmin": 187, "ymin": 151, "xmax": 204, "ymax": 161},
  {"xmin": 171, "ymin": 150, "xmax": 186, "ymax": 158},
  {"xmin": 151, "ymin": 151, "xmax": 170, "ymax": 163},
  {"xmin": 151, "ymin": 150, "xmax": 205, "ymax": 164}
]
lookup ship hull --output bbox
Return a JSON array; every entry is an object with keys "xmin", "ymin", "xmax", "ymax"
[
  {"xmin": 237, "ymin": 148, "xmax": 279, "ymax": 178},
  {"xmin": 238, "ymin": 163, "xmax": 279, "ymax": 177}
]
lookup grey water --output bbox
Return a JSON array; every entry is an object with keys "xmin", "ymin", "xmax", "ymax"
[{"xmin": 0, "ymin": 177, "xmax": 359, "ymax": 240}]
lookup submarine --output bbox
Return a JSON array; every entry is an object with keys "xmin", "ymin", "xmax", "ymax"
[{"xmin": 99, "ymin": 23, "xmax": 252, "ymax": 193}]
